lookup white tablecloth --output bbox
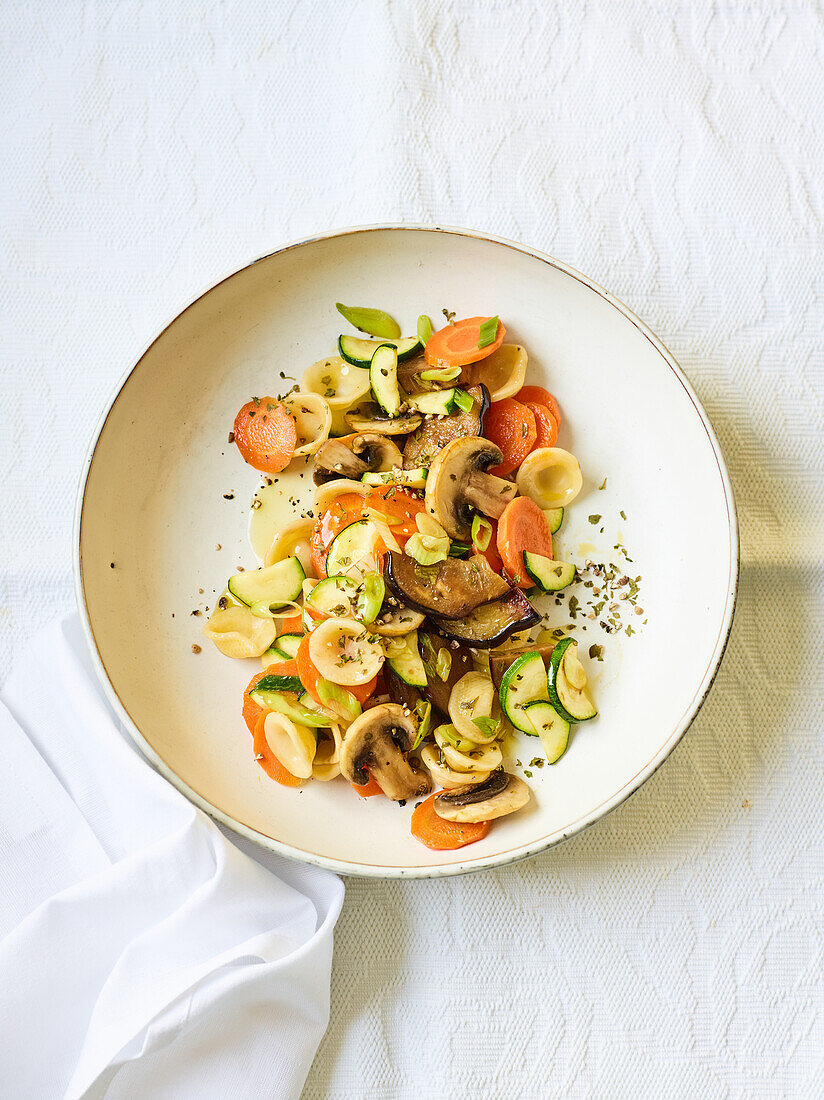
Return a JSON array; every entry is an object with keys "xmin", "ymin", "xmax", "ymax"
[{"xmin": 2, "ymin": 2, "xmax": 823, "ymax": 1097}]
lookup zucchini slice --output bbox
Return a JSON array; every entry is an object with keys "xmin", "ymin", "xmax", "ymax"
[
  {"xmin": 386, "ymin": 630, "xmax": 427, "ymax": 688},
  {"xmin": 338, "ymin": 334, "xmax": 422, "ymax": 366},
  {"xmin": 499, "ymin": 652, "xmax": 549, "ymax": 734},
  {"xmin": 227, "ymin": 556, "xmax": 305, "ymax": 610},
  {"xmin": 306, "ymin": 575, "xmax": 359, "ymax": 619},
  {"xmin": 325, "ymin": 520, "xmax": 384, "ymax": 583},
  {"xmin": 273, "ymin": 633, "xmax": 302, "ymax": 659},
  {"xmin": 361, "ymin": 467, "xmax": 427, "ymax": 489},
  {"xmin": 405, "ymin": 389, "xmax": 457, "ymax": 416},
  {"xmin": 369, "ymin": 344, "xmax": 401, "ymax": 417},
  {"xmin": 522, "ymin": 700, "xmax": 570, "ymax": 764},
  {"xmin": 545, "ymin": 507, "xmax": 564, "ymax": 534},
  {"xmin": 547, "ymin": 638, "xmax": 598, "ymax": 723},
  {"xmin": 249, "ymin": 688, "xmax": 331, "ymax": 728},
  {"xmin": 254, "ymin": 672, "xmax": 304, "ymax": 694},
  {"xmin": 523, "ymin": 552, "xmax": 576, "ymax": 592}
]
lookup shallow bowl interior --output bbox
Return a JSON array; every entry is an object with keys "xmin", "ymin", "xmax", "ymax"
[{"xmin": 77, "ymin": 226, "xmax": 737, "ymax": 877}]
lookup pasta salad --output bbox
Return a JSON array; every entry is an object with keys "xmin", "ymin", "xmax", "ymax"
[{"xmin": 203, "ymin": 306, "xmax": 597, "ymax": 851}]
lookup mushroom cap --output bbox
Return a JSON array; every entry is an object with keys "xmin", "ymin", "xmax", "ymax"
[
  {"xmin": 351, "ymin": 432, "xmax": 403, "ymax": 471},
  {"xmin": 424, "ymin": 436, "xmax": 506, "ymax": 540},
  {"xmin": 312, "ymin": 437, "xmax": 369, "ymax": 485},
  {"xmin": 339, "ymin": 702, "xmax": 431, "ymax": 802},
  {"xmin": 345, "ymin": 405, "xmax": 422, "ymax": 435},
  {"xmin": 433, "ymin": 771, "xmax": 530, "ymax": 823}
]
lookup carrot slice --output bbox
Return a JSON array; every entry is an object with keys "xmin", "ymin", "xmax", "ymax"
[
  {"xmin": 496, "ymin": 497, "xmax": 554, "ymax": 589},
  {"xmin": 515, "ymin": 386, "xmax": 562, "ymax": 431},
  {"xmin": 483, "ymin": 399, "xmax": 537, "ymax": 477},
  {"xmin": 296, "ymin": 634, "xmax": 377, "ymax": 707},
  {"xmin": 524, "ymin": 402, "xmax": 559, "ymax": 449},
  {"xmin": 233, "ymin": 398, "xmax": 297, "ymax": 474},
  {"xmin": 424, "ymin": 316, "xmax": 506, "ymax": 368},
  {"xmin": 280, "ymin": 612, "xmax": 304, "ymax": 635},
  {"xmin": 410, "ymin": 793, "xmax": 491, "ymax": 850},
  {"xmin": 351, "ymin": 773, "xmax": 384, "ymax": 798},
  {"xmin": 242, "ymin": 661, "xmax": 299, "ymax": 734},
  {"xmin": 252, "ymin": 712, "xmax": 303, "ymax": 786}
]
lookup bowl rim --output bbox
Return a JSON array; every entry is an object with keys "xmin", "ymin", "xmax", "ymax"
[{"xmin": 74, "ymin": 222, "xmax": 739, "ymax": 879}]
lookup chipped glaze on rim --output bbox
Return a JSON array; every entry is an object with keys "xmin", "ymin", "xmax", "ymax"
[{"xmin": 74, "ymin": 223, "xmax": 739, "ymax": 879}]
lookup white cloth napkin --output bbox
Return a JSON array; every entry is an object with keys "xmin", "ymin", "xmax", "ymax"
[{"xmin": 0, "ymin": 616, "xmax": 343, "ymax": 1100}]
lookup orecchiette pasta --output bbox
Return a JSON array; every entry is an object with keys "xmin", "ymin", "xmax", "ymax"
[
  {"xmin": 312, "ymin": 724, "xmax": 343, "ymax": 781},
  {"xmin": 282, "ymin": 392, "xmax": 332, "ymax": 457},
  {"xmin": 448, "ymin": 671, "xmax": 498, "ymax": 741},
  {"xmin": 313, "ymin": 478, "xmax": 369, "ymax": 511},
  {"xmin": 460, "ymin": 343, "xmax": 527, "ymax": 401},
  {"xmin": 263, "ymin": 713, "xmax": 316, "ymax": 779},
  {"xmin": 302, "ymin": 355, "xmax": 371, "ymax": 436},
  {"xmin": 516, "ymin": 447, "xmax": 583, "ymax": 509},
  {"xmin": 264, "ymin": 517, "xmax": 315, "ymax": 571},
  {"xmin": 202, "ymin": 603, "xmax": 276, "ymax": 658}
]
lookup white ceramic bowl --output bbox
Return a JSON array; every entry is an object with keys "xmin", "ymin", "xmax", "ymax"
[{"xmin": 75, "ymin": 225, "xmax": 738, "ymax": 878}]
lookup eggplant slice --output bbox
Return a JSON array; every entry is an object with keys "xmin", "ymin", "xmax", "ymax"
[
  {"xmin": 384, "ymin": 550, "xmax": 510, "ymax": 620},
  {"xmin": 426, "ymin": 587, "xmax": 540, "ymax": 649},
  {"xmin": 418, "ymin": 631, "xmax": 474, "ymax": 716},
  {"xmin": 402, "ymin": 383, "xmax": 490, "ymax": 469}
]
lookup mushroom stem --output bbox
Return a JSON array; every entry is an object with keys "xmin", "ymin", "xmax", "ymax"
[{"xmin": 464, "ymin": 471, "xmax": 517, "ymax": 519}]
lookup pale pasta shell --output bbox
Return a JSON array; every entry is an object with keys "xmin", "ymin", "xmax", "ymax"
[
  {"xmin": 264, "ymin": 517, "xmax": 315, "ymax": 572},
  {"xmin": 263, "ymin": 713, "xmax": 316, "ymax": 779},
  {"xmin": 202, "ymin": 604, "xmax": 276, "ymax": 658},
  {"xmin": 314, "ymin": 478, "xmax": 369, "ymax": 512},
  {"xmin": 448, "ymin": 671, "xmax": 497, "ymax": 741},
  {"xmin": 420, "ymin": 744, "xmax": 489, "ymax": 789},
  {"xmin": 516, "ymin": 447, "xmax": 583, "ymax": 509},
  {"xmin": 302, "ymin": 356, "xmax": 371, "ymax": 436},
  {"xmin": 308, "ymin": 617, "xmax": 385, "ymax": 686},
  {"xmin": 282, "ymin": 392, "xmax": 332, "ymax": 457},
  {"xmin": 461, "ymin": 343, "xmax": 527, "ymax": 401}
]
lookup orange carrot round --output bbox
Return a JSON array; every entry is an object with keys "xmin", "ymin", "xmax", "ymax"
[
  {"xmin": 279, "ymin": 612, "xmax": 304, "ymax": 635},
  {"xmin": 233, "ymin": 398, "xmax": 297, "ymax": 474},
  {"xmin": 410, "ymin": 793, "xmax": 491, "ymax": 850},
  {"xmin": 524, "ymin": 402, "xmax": 559, "ymax": 449},
  {"xmin": 253, "ymin": 712, "xmax": 303, "ymax": 786},
  {"xmin": 482, "ymin": 399, "xmax": 537, "ymax": 477},
  {"xmin": 243, "ymin": 661, "xmax": 299, "ymax": 734},
  {"xmin": 424, "ymin": 316, "xmax": 506, "ymax": 368},
  {"xmin": 516, "ymin": 386, "xmax": 562, "ymax": 431},
  {"xmin": 296, "ymin": 634, "xmax": 377, "ymax": 707},
  {"xmin": 496, "ymin": 497, "xmax": 554, "ymax": 588},
  {"xmin": 351, "ymin": 774, "xmax": 384, "ymax": 798}
]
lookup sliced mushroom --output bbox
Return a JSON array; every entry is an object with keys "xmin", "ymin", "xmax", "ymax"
[
  {"xmin": 433, "ymin": 771, "xmax": 530, "ymax": 822},
  {"xmin": 384, "ymin": 550, "xmax": 510, "ymax": 620},
  {"xmin": 339, "ymin": 703, "xmax": 432, "ymax": 801},
  {"xmin": 372, "ymin": 603, "xmax": 426, "ymax": 637},
  {"xmin": 313, "ymin": 437, "xmax": 369, "ymax": 484},
  {"xmin": 313, "ymin": 432, "xmax": 403, "ymax": 485},
  {"xmin": 424, "ymin": 436, "xmax": 517, "ymax": 541},
  {"xmin": 345, "ymin": 404, "xmax": 422, "ymax": 436},
  {"xmin": 403, "ymin": 384, "xmax": 489, "ymax": 469}
]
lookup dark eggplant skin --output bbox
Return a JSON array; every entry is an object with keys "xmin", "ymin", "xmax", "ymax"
[
  {"xmin": 402, "ymin": 384, "xmax": 490, "ymax": 469},
  {"xmin": 425, "ymin": 588, "xmax": 540, "ymax": 649},
  {"xmin": 418, "ymin": 631, "xmax": 474, "ymax": 716},
  {"xmin": 383, "ymin": 549, "xmax": 510, "ymax": 620}
]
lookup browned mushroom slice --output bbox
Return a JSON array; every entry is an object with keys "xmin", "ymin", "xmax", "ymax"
[
  {"xmin": 372, "ymin": 604, "xmax": 426, "ymax": 637},
  {"xmin": 339, "ymin": 703, "xmax": 431, "ymax": 801},
  {"xmin": 313, "ymin": 432, "xmax": 403, "ymax": 485},
  {"xmin": 426, "ymin": 587, "xmax": 540, "ymax": 649},
  {"xmin": 433, "ymin": 771, "xmax": 530, "ymax": 823},
  {"xmin": 384, "ymin": 551, "xmax": 510, "ymax": 620},
  {"xmin": 418, "ymin": 631, "xmax": 474, "ymax": 717},
  {"xmin": 402, "ymin": 384, "xmax": 490, "ymax": 469},
  {"xmin": 489, "ymin": 643, "xmax": 558, "ymax": 690},
  {"xmin": 345, "ymin": 404, "xmax": 422, "ymax": 435},
  {"xmin": 423, "ymin": 435, "xmax": 517, "ymax": 541}
]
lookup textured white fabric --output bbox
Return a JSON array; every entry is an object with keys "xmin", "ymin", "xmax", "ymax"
[
  {"xmin": 0, "ymin": 617, "xmax": 344, "ymax": 1099},
  {"xmin": 1, "ymin": 2, "xmax": 823, "ymax": 1098}
]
